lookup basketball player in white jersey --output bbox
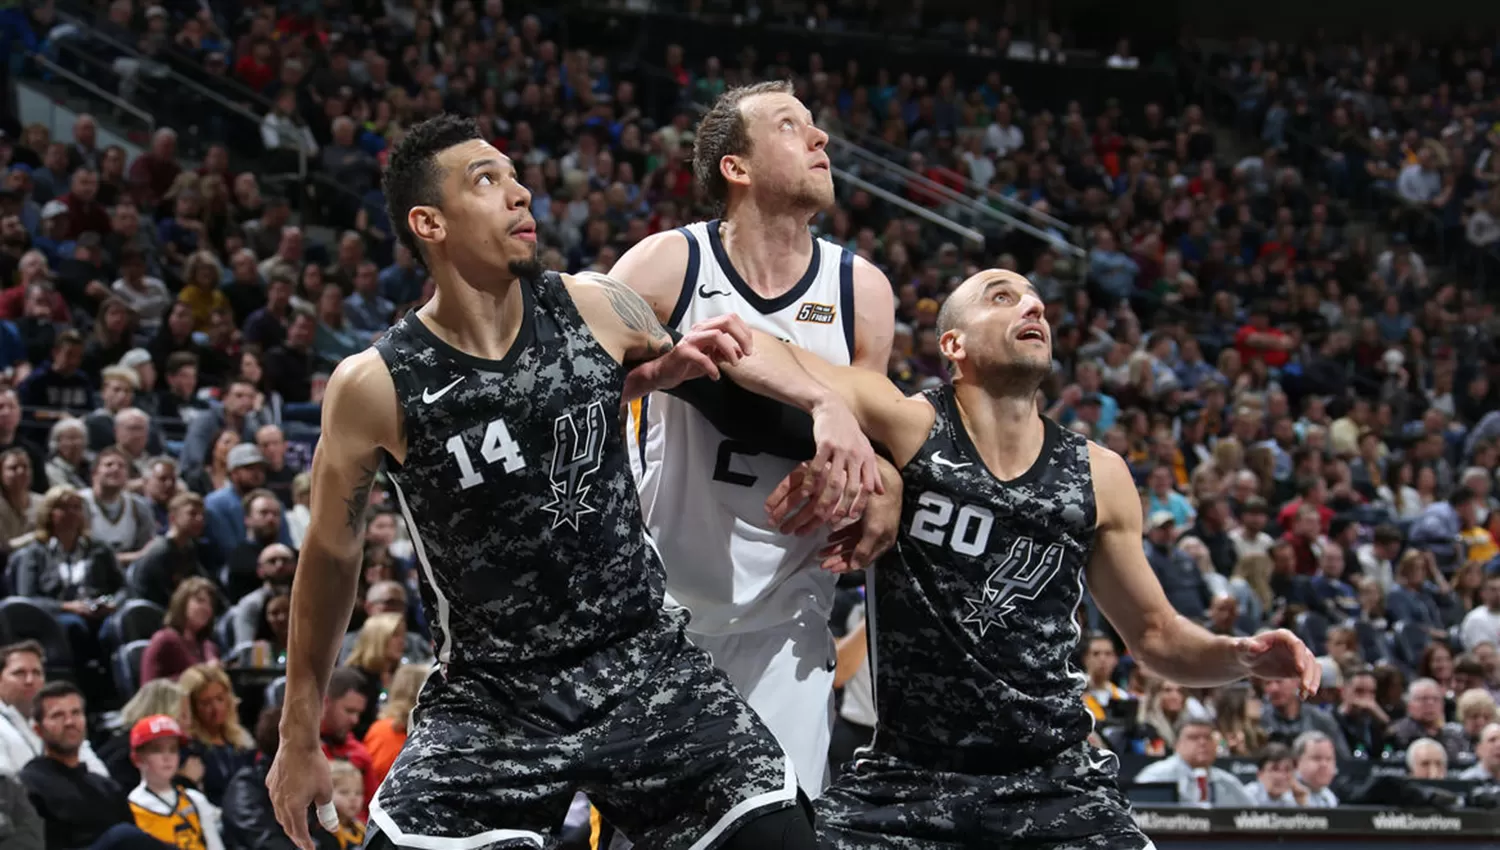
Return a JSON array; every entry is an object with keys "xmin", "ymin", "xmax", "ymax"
[{"xmin": 612, "ymin": 80, "xmax": 898, "ymax": 797}]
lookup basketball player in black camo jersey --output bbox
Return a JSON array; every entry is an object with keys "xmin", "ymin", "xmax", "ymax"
[
  {"xmin": 264, "ymin": 115, "xmax": 884, "ymax": 850},
  {"xmin": 711, "ymin": 268, "xmax": 1322, "ymax": 848}
]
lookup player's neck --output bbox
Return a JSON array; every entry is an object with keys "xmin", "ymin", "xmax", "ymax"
[
  {"xmin": 420, "ymin": 268, "xmax": 528, "ymax": 361},
  {"xmin": 952, "ymin": 383, "xmax": 1045, "ymax": 481},
  {"xmin": 717, "ymin": 212, "xmax": 813, "ymax": 297}
]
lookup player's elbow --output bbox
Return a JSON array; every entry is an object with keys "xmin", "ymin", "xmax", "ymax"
[{"xmin": 1117, "ymin": 607, "xmax": 1180, "ymax": 674}]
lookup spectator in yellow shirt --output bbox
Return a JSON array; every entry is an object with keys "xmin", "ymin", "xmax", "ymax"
[{"xmin": 179, "ymin": 251, "xmax": 230, "ymax": 332}]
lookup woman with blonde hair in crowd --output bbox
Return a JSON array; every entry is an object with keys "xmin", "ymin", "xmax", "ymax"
[
  {"xmin": 342, "ymin": 612, "xmax": 408, "ymax": 739},
  {"xmin": 178, "ymin": 663, "xmax": 254, "ymax": 805},
  {"xmin": 1138, "ymin": 678, "xmax": 1205, "ymax": 754},
  {"xmin": 1228, "ymin": 552, "xmax": 1273, "ymax": 634},
  {"xmin": 0, "ymin": 448, "xmax": 40, "ymax": 549},
  {"xmin": 96, "ymin": 678, "xmax": 205, "ymax": 792},
  {"xmin": 361, "ymin": 663, "xmax": 431, "ymax": 792},
  {"xmin": 179, "ymin": 251, "xmax": 230, "ymax": 331},
  {"xmin": 1457, "ymin": 688, "xmax": 1497, "ymax": 747},
  {"xmin": 1212, "ymin": 437, "xmax": 1244, "ymax": 478},
  {"xmin": 1214, "ymin": 685, "xmax": 1268, "ymax": 757}
]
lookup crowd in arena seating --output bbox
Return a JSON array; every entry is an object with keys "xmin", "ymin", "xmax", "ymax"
[{"xmin": 2, "ymin": 0, "xmax": 1500, "ymax": 846}]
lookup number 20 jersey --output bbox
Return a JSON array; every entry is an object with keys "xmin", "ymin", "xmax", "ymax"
[
  {"xmin": 869, "ymin": 386, "xmax": 1097, "ymax": 769},
  {"xmin": 373, "ymin": 273, "xmax": 681, "ymax": 696},
  {"xmin": 628, "ymin": 220, "xmax": 856, "ymax": 637}
]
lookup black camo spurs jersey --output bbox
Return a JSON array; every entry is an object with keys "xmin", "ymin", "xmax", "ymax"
[
  {"xmin": 373, "ymin": 272, "xmax": 684, "ymax": 696},
  {"xmin": 869, "ymin": 385, "xmax": 1097, "ymax": 768}
]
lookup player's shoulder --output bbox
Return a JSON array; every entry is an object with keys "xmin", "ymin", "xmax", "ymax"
[
  {"xmin": 326, "ymin": 349, "xmax": 399, "ymax": 430},
  {"xmin": 1083, "ymin": 440, "xmax": 1139, "ymax": 526},
  {"xmin": 611, "ymin": 228, "xmax": 697, "ymax": 315},
  {"xmin": 1083, "ymin": 440, "xmax": 1132, "ymax": 483}
]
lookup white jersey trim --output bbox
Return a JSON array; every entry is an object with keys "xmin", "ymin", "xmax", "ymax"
[
  {"xmin": 686, "ymin": 755, "xmax": 798, "ymax": 850},
  {"xmin": 388, "ymin": 472, "xmax": 453, "ymax": 667}
]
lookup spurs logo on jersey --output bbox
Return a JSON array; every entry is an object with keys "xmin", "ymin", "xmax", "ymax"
[
  {"xmin": 963, "ymin": 537, "xmax": 1066, "ymax": 636},
  {"xmin": 544, "ymin": 401, "xmax": 607, "ymax": 530},
  {"xmin": 629, "ymin": 220, "xmax": 859, "ymax": 635}
]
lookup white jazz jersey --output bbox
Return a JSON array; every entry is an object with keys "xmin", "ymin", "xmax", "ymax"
[{"xmin": 628, "ymin": 220, "xmax": 857, "ymax": 636}]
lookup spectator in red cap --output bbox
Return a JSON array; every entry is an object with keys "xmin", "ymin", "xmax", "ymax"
[{"xmin": 125, "ymin": 714, "xmax": 224, "ymax": 850}]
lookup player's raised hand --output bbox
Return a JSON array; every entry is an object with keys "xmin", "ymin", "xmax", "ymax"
[
  {"xmin": 266, "ymin": 739, "xmax": 336, "ymax": 850},
  {"xmin": 766, "ymin": 398, "xmax": 883, "ymax": 534},
  {"xmin": 1236, "ymin": 629, "xmax": 1321, "ymax": 698}
]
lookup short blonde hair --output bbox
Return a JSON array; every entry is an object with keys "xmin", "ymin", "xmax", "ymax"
[
  {"xmin": 328, "ymin": 758, "xmax": 362, "ymax": 790},
  {"xmin": 1457, "ymin": 688, "xmax": 1498, "ymax": 723}
]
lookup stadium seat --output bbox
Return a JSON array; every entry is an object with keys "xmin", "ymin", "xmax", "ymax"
[
  {"xmin": 112, "ymin": 639, "xmax": 151, "ymax": 696},
  {"xmin": 101, "ymin": 600, "xmax": 166, "ymax": 653},
  {"xmin": 1392, "ymin": 620, "xmax": 1430, "ymax": 673},
  {"xmin": 265, "ymin": 676, "xmax": 287, "ymax": 709},
  {"xmin": 0, "ymin": 598, "xmax": 74, "ymax": 673},
  {"xmin": 1294, "ymin": 611, "xmax": 1331, "ymax": 657}
]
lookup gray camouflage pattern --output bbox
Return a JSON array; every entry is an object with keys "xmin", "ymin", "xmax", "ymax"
[
  {"xmin": 818, "ymin": 386, "xmax": 1145, "ymax": 847},
  {"xmin": 818, "ymin": 746, "xmax": 1151, "ymax": 849},
  {"xmin": 369, "ymin": 273, "xmax": 794, "ymax": 848}
]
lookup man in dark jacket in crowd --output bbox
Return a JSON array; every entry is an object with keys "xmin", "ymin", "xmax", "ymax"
[{"xmin": 222, "ymin": 706, "xmax": 338, "ymax": 850}]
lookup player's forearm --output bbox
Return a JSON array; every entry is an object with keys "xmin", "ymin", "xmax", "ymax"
[
  {"xmin": 719, "ymin": 330, "xmax": 839, "ymax": 414},
  {"xmin": 1129, "ymin": 609, "xmax": 1250, "ymax": 688},
  {"xmin": 280, "ymin": 540, "xmax": 362, "ymax": 749}
]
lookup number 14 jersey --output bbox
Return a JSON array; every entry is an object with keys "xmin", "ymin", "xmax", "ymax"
[
  {"xmin": 628, "ymin": 220, "xmax": 857, "ymax": 637},
  {"xmin": 373, "ymin": 273, "xmax": 681, "ymax": 695},
  {"xmin": 869, "ymin": 386, "xmax": 1098, "ymax": 769}
]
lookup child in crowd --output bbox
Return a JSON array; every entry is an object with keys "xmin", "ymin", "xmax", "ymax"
[
  {"xmin": 127, "ymin": 714, "xmax": 225, "ymax": 850},
  {"xmin": 329, "ymin": 758, "xmax": 367, "ymax": 849}
]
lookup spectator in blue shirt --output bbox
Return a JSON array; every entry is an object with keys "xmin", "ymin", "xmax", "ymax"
[
  {"xmin": 342, "ymin": 261, "xmax": 393, "ymax": 338},
  {"xmin": 202, "ymin": 443, "xmax": 291, "ymax": 569},
  {"xmin": 1386, "ymin": 549, "xmax": 1453, "ymax": 642},
  {"xmin": 1310, "ymin": 547, "xmax": 1360, "ymax": 622},
  {"xmin": 16, "ymin": 329, "xmax": 93, "ymax": 410}
]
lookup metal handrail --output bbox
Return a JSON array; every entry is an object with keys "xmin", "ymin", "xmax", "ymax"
[
  {"xmin": 846, "ymin": 125, "xmax": 1075, "ymax": 232},
  {"xmin": 27, "ymin": 52, "xmax": 155, "ymax": 134},
  {"xmin": 834, "ymin": 167, "xmax": 984, "ymax": 246},
  {"xmin": 54, "ymin": 17, "xmax": 307, "ymax": 178},
  {"xmin": 51, "ymin": 0, "xmax": 279, "ymax": 115},
  {"xmin": 826, "ymin": 133, "xmax": 1084, "ymax": 257}
]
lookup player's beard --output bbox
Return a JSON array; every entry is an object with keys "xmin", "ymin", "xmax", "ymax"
[
  {"xmin": 508, "ymin": 244, "xmax": 543, "ymax": 280},
  {"xmin": 980, "ymin": 344, "xmax": 1052, "ymax": 399}
]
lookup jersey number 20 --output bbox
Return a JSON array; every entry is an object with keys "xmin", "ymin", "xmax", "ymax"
[
  {"xmin": 446, "ymin": 419, "xmax": 526, "ymax": 490},
  {"xmin": 909, "ymin": 491, "xmax": 995, "ymax": 556}
]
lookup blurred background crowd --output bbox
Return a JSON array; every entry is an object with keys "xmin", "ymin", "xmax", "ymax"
[{"xmin": 1, "ymin": 0, "xmax": 1500, "ymax": 847}]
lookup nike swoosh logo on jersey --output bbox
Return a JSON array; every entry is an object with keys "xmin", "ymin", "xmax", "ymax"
[
  {"xmin": 931, "ymin": 452, "xmax": 972, "ymax": 470},
  {"xmin": 698, "ymin": 285, "xmax": 732, "ymax": 298},
  {"xmin": 422, "ymin": 377, "xmax": 464, "ymax": 404}
]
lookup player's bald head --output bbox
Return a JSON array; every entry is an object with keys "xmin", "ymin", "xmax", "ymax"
[{"xmin": 936, "ymin": 269, "xmax": 1035, "ymax": 339}]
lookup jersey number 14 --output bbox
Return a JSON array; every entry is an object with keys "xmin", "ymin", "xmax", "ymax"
[{"xmin": 446, "ymin": 419, "xmax": 526, "ymax": 490}]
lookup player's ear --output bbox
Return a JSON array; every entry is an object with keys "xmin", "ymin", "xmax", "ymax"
[
  {"xmin": 720, "ymin": 154, "xmax": 751, "ymax": 192},
  {"xmin": 939, "ymin": 327, "xmax": 964, "ymax": 365},
  {"xmin": 408, "ymin": 206, "xmax": 445, "ymax": 246}
]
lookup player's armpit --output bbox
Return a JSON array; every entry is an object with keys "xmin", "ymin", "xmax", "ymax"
[
  {"xmin": 1083, "ymin": 443, "xmax": 1248, "ymax": 688},
  {"xmin": 283, "ymin": 350, "xmax": 398, "ymax": 747}
]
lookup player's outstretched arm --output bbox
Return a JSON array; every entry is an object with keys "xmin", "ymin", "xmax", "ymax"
[
  {"xmin": 726, "ymin": 330, "xmax": 932, "ymax": 467},
  {"xmin": 268, "ymin": 349, "xmax": 399, "ymax": 850},
  {"xmin": 1084, "ymin": 444, "xmax": 1322, "ymax": 694}
]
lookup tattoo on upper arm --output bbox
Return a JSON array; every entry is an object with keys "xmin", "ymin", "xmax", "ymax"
[
  {"xmin": 592, "ymin": 274, "xmax": 673, "ymax": 355},
  {"xmin": 343, "ymin": 461, "xmax": 379, "ymax": 534}
]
